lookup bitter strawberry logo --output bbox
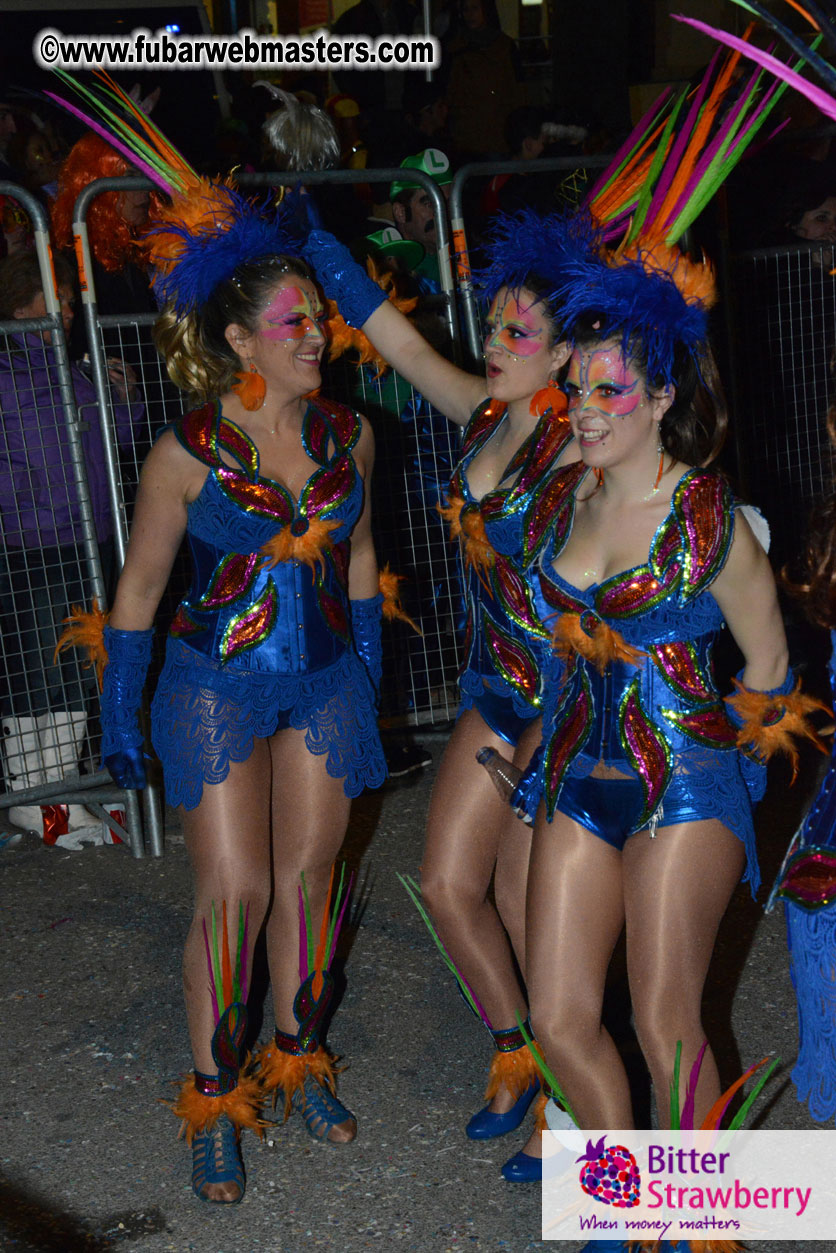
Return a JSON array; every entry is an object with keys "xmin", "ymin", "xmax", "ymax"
[{"xmin": 576, "ymin": 1136, "xmax": 641, "ymax": 1208}]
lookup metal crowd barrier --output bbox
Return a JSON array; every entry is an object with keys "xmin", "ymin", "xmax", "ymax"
[
  {"xmin": 0, "ymin": 183, "xmax": 147, "ymax": 856},
  {"xmin": 73, "ymin": 170, "xmax": 467, "ymax": 739},
  {"xmin": 726, "ymin": 242, "xmax": 836, "ymax": 565}
]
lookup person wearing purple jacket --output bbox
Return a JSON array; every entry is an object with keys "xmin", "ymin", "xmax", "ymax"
[{"xmin": 0, "ymin": 251, "xmax": 143, "ymax": 843}]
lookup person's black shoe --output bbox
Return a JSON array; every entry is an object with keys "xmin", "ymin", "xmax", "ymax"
[{"xmin": 385, "ymin": 742, "xmax": 432, "ymax": 778}]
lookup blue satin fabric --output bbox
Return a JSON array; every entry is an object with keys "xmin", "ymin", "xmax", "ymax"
[
  {"xmin": 557, "ymin": 770, "xmax": 721, "ymax": 851},
  {"xmin": 149, "ymin": 408, "xmax": 386, "ymax": 807}
]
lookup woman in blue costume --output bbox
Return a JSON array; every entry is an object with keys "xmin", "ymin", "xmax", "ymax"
[
  {"xmin": 302, "ymin": 211, "xmax": 581, "ymax": 1154},
  {"xmin": 51, "ymin": 77, "xmax": 386, "ymax": 1205}
]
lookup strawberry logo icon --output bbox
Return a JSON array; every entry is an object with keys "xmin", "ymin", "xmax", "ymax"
[{"xmin": 576, "ymin": 1136, "xmax": 641, "ymax": 1208}]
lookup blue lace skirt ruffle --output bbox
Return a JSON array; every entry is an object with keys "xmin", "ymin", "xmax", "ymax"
[
  {"xmin": 151, "ymin": 637, "xmax": 386, "ymax": 809},
  {"xmin": 457, "ymin": 666, "xmax": 539, "ymax": 745}
]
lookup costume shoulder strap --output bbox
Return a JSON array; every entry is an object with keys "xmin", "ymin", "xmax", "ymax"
[
  {"xmin": 671, "ymin": 468, "xmax": 735, "ymax": 602},
  {"xmin": 306, "ymin": 395, "xmax": 361, "ymax": 461},
  {"xmin": 171, "ymin": 400, "xmax": 259, "ymax": 480},
  {"xmin": 461, "ymin": 399, "xmax": 505, "ymax": 459}
]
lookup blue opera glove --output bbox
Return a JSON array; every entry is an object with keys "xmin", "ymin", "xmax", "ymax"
[
  {"xmin": 351, "ymin": 593, "xmax": 383, "ymax": 699},
  {"xmin": 302, "ymin": 229, "xmax": 387, "ymax": 328},
  {"xmin": 101, "ymin": 625, "xmax": 154, "ymax": 790}
]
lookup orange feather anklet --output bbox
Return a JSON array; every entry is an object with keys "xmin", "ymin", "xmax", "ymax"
[
  {"xmin": 254, "ymin": 1039, "xmax": 339, "ymax": 1121},
  {"xmin": 167, "ymin": 1069, "xmax": 266, "ymax": 1146}
]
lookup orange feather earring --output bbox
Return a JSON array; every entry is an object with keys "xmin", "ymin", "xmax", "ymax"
[{"xmin": 231, "ymin": 363, "xmax": 266, "ymax": 411}]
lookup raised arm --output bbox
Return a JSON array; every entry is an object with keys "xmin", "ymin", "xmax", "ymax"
[{"xmin": 303, "ymin": 229, "xmax": 486, "ymax": 427}]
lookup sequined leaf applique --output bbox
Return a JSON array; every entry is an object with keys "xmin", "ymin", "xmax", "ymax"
[
  {"xmin": 493, "ymin": 553, "xmax": 550, "ymax": 639},
  {"xmin": 217, "ymin": 465, "xmax": 294, "ymax": 522},
  {"xmin": 619, "ymin": 675, "xmax": 673, "ymax": 831},
  {"xmin": 221, "ymin": 583, "xmax": 278, "ymax": 663},
  {"xmin": 316, "ymin": 575, "xmax": 351, "ymax": 641},
  {"xmin": 776, "ymin": 847, "xmax": 836, "ymax": 910},
  {"xmin": 301, "ymin": 453, "xmax": 355, "ymax": 519},
  {"xmin": 649, "ymin": 641, "xmax": 716, "ymax": 705},
  {"xmin": 523, "ymin": 461, "xmax": 586, "ymax": 569},
  {"xmin": 170, "ymin": 605, "xmax": 204, "ymax": 637},
  {"xmin": 195, "ymin": 552, "xmax": 259, "ymax": 609},
  {"xmin": 481, "ymin": 606, "xmax": 541, "ymax": 704},
  {"xmin": 662, "ymin": 704, "xmax": 737, "ymax": 749},
  {"xmin": 673, "ymin": 471, "xmax": 733, "ymax": 602},
  {"xmin": 544, "ymin": 669, "xmax": 594, "ymax": 819}
]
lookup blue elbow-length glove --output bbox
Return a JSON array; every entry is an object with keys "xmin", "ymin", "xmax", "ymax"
[
  {"xmin": 351, "ymin": 593, "xmax": 383, "ymax": 700},
  {"xmin": 302, "ymin": 229, "xmax": 387, "ymax": 328},
  {"xmin": 101, "ymin": 625, "xmax": 154, "ymax": 790}
]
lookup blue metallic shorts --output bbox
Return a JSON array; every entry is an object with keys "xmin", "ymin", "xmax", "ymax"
[{"xmin": 556, "ymin": 770, "xmax": 715, "ymax": 851}]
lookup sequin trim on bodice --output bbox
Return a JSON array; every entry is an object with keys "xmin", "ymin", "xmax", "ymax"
[
  {"xmin": 443, "ymin": 395, "xmax": 573, "ymax": 715},
  {"xmin": 168, "ymin": 398, "xmax": 363, "ymax": 670}
]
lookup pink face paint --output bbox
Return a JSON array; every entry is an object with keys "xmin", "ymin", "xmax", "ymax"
[
  {"xmin": 484, "ymin": 291, "xmax": 546, "ymax": 358},
  {"xmin": 261, "ymin": 285, "xmax": 325, "ymax": 342},
  {"xmin": 565, "ymin": 346, "xmax": 643, "ymax": 418}
]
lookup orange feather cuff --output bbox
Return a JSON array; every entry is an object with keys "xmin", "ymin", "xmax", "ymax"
[
  {"xmin": 724, "ymin": 678, "xmax": 829, "ymax": 783},
  {"xmin": 167, "ymin": 1070, "xmax": 266, "ymax": 1146},
  {"xmin": 254, "ymin": 1040, "xmax": 339, "ymax": 1121},
  {"xmin": 53, "ymin": 599, "xmax": 110, "ymax": 691},
  {"xmin": 484, "ymin": 1042, "xmax": 539, "ymax": 1103},
  {"xmin": 379, "ymin": 563, "xmax": 422, "ymax": 634}
]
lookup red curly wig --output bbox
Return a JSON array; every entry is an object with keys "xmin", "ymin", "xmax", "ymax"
[{"xmin": 51, "ymin": 132, "xmax": 161, "ymax": 273}]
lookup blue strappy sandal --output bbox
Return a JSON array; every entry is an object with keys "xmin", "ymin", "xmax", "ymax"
[
  {"xmin": 291, "ymin": 1075, "xmax": 357, "ymax": 1143},
  {"xmin": 191, "ymin": 1114, "xmax": 245, "ymax": 1203}
]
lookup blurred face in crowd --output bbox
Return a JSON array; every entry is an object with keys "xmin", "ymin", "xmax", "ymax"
[
  {"xmin": 392, "ymin": 184, "xmax": 450, "ymax": 257},
  {"xmin": 461, "ymin": 0, "xmax": 486, "ymax": 30},
  {"xmin": 483, "ymin": 286, "xmax": 568, "ymax": 402},
  {"xmin": 14, "ymin": 284, "xmax": 76, "ymax": 345},
  {"xmin": 117, "ymin": 188, "xmax": 151, "ymax": 230},
  {"xmin": 792, "ymin": 197, "xmax": 836, "ymax": 243}
]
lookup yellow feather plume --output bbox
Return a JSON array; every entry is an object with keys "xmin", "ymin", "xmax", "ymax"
[
  {"xmin": 379, "ymin": 563, "xmax": 422, "ymax": 634},
  {"xmin": 53, "ymin": 599, "xmax": 110, "ymax": 691},
  {"xmin": 259, "ymin": 517, "xmax": 343, "ymax": 576},
  {"xmin": 725, "ymin": 678, "xmax": 829, "ymax": 783},
  {"xmin": 551, "ymin": 612, "xmax": 646, "ymax": 674}
]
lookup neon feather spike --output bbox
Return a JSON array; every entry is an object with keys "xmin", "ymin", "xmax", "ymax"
[
  {"xmin": 45, "ymin": 69, "xmax": 303, "ymax": 314},
  {"xmin": 297, "ymin": 865, "xmax": 354, "ymax": 999},
  {"xmin": 201, "ymin": 900, "xmax": 250, "ymax": 1027},
  {"xmin": 665, "ymin": 1040, "xmax": 780, "ymax": 1132},
  {"xmin": 397, "ymin": 873, "xmax": 492, "ymax": 1027}
]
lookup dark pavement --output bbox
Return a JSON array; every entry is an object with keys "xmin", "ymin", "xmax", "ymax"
[{"xmin": 1, "ymin": 737, "xmax": 834, "ymax": 1253}]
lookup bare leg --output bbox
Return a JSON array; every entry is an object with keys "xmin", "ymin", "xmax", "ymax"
[
  {"xmin": 623, "ymin": 819, "xmax": 745, "ymax": 1128},
  {"xmin": 264, "ymin": 724, "xmax": 356, "ymax": 1142},
  {"xmin": 494, "ymin": 717, "xmax": 542, "ymax": 976},
  {"xmin": 521, "ymin": 812, "xmax": 631, "ymax": 1156},
  {"xmin": 180, "ymin": 741, "xmax": 275, "ymax": 1201},
  {"xmin": 422, "ymin": 708, "xmax": 529, "ymax": 1113}
]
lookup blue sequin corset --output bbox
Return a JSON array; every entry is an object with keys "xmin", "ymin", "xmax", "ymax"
[
  {"xmin": 149, "ymin": 399, "xmax": 386, "ymax": 808},
  {"xmin": 441, "ymin": 398, "xmax": 573, "ymax": 723},
  {"xmin": 525, "ymin": 463, "xmax": 763, "ymax": 890},
  {"xmin": 166, "ymin": 398, "xmax": 362, "ymax": 672}
]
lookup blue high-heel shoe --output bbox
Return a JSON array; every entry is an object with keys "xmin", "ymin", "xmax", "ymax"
[
  {"xmin": 291, "ymin": 1074, "xmax": 357, "ymax": 1143},
  {"xmin": 466, "ymin": 1079, "xmax": 540, "ymax": 1139},
  {"xmin": 191, "ymin": 1114, "xmax": 244, "ymax": 1203},
  {"xmin": 500, "ymin": 1148, "xmax": 542, "ymax": 1182}
]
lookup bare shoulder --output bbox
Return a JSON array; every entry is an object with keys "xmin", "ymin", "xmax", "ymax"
[{"xmin": 140, "ymin": 425, "xmax": 207, "ymax": 504}]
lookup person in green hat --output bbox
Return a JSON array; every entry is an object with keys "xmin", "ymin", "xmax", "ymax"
[{"xmin": 390, "ymin": 148, "xmax": 452, "ymax": 290}]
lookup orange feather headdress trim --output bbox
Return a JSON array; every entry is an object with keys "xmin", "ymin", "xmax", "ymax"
[
  {"xmin": 551, "ymin": 612, "xmax": 646, "ymax": 674},
  {"xmin": 53, "ymin": 600, "xmax": 110, "ymax": 692},
  {"xmin": 724, "ymin": 678, "xmax": 829, "ymax": 783},
  {"xmin": 259, "ymin": 518, "xmax": 342, "ymax": 576},
  {"xmin": 379, "ymin": 563, "xmax": 422, "ymax": 634}
]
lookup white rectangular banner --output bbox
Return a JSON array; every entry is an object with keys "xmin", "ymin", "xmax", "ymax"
[{"xmin": 541, "ymin": 1129, "xmax": 836, "ymax": 1241}]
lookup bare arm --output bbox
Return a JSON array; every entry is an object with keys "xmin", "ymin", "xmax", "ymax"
[
  {"xmin": 711, "ymin": 511, "xmax": 789, "ymax": 691},
  {"xmin": 360, "ymin": 301, "xmax": 486, "ymax": 427},
  {"xmin": 109, "ymin": 429, "xmax": 196, "ymax": 631},
  {"xmin": 347, "ymin": 415, "xmax": 379, "ymax": 600}
]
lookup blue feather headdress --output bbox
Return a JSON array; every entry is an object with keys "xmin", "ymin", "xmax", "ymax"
[
  {"xmin": 476, "ymin": 207, "xmax": 599, "ymax": 318},
  {"xmin": 45, "ymin": 69, "xmax": 302, "ymax": 317}
]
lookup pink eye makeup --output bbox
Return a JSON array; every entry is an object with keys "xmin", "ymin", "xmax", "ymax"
[
  {"xmin": 261, "ymin": 286, "xmax": 325, "ymax": 342},
  {"xmin": 565, "ymin": 347, "xmax": 643, "ymax": 418},
  {"xmin": 484, "ymin": 293, "xmax": 545, "ymax": 358}
]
